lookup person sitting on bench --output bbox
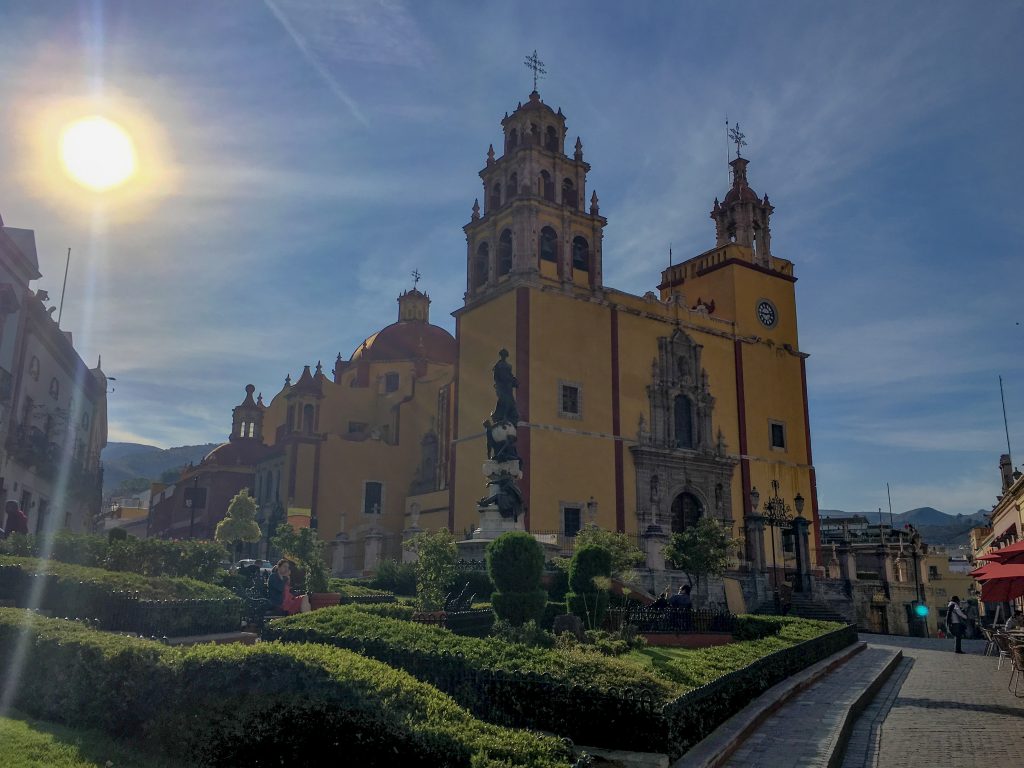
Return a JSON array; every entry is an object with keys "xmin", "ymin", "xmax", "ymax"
[{"xmin": 268, "ymin": 559, "xmax": 311, "ymax": 615}]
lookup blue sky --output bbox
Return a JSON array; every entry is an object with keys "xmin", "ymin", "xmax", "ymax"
[{"xmin": 0, "ymin": 1, "xmax": 1021, "ymax": 516}]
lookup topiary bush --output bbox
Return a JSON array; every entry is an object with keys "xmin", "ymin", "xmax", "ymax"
[
  {"xmin": 566, "ymin": 545, "xmax": 612, "ymax": 629},
  {"xmin": 486, "ymin": 532, "xmax": 546, "ymax": 627},
  {"xmin": 371, "ymin": 559, "xmax": 418, "ymax": 596}
]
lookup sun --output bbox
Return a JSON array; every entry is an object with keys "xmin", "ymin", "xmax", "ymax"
[{"xmin": 59, "ymin": 116, "xmax": 138, "ymax": 191}]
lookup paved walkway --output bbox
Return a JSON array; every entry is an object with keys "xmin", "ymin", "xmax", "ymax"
[
  {"xmin": 851, "ymin": 634, "xmax": 1024, "ymax": 767},
  {"xmin": 721, "ymin": 646, "xmax": 900, "ymax": 768},
  {"xmin": 716, "ymin": 633, "xmax": 1024, "ymax": 768}
]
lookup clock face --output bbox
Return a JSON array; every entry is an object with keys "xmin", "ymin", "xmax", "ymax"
[{"xmin": 757, "ymin": 300, "xmax": 778, "ymax": 328}]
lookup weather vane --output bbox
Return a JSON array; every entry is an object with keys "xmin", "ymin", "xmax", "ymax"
[
  {"xmin": 411, "ymin": 268, "xmax": 421, "ymax": 289},
  {"xmin": 524, "ymin": 49, "xmax": 546, "ymax": 91},
  {"xmin": 729, "ymin": 123, "xmax": 747, "ymax": 158}
]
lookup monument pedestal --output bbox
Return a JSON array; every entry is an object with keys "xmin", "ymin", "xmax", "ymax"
[{"xmin": 457, "ymin": 506, "xmax": 522, "ymax": 561}]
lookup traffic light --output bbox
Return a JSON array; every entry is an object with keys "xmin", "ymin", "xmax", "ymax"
[{"xmin": 914, "ymin": 603, "xmax": 929, "ymax": 618}]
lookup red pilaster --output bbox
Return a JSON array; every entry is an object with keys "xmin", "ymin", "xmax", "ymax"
[
  {"xmin": 734, "ymin": 340, "xmax": 751, "ymax": 516},
  {"xmin": 800, "ymin": 357, "xmax": 821, "ymax": 555},
  {"xmin": 516, "ymin": 287, "xmax": 531, "ymax": 529}
]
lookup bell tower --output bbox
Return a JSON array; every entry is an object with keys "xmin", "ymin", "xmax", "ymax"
[
  {"xmin": 463, "ymin": 87, "xmax": 607, "ymax": 301},
  {"xmin": 710, "ymin": 139, "xmax": 775, "ymax": 268}
]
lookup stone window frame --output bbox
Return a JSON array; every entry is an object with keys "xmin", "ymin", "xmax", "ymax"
[
  {"xmin": 558, "ymin": 379, "xmax": 583, "ymax": 420},
  {"xmin": 560, "ymin": 501, "xmax": 583, "ymax": 539},
  {"xmin": 769, "ymin": 419, "xmax": 787, "ymax": 451},
  {"xmin": 362, "ymin": 480, "xmax": 384, "ymax": 516},
  {"xmin": 384, "ymin": 372, "xmax": 400, "ymax": 393}
]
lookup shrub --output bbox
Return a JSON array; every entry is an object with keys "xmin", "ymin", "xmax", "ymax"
[
  {"xmin": 491, "ymin": 619, "xmax": 554, "ymax": 648},
  {"xmin": 0, "ymin": 557, "xmax": 241, "ymax": 636},
  {"xmin": 328, "ymin": 579, "xmax": 396, "ymax": 601},
  {"xmin": 0, "ymin": 609, "xmax": 575, "ymax": 768},
  {"xmin": 540, "ymin": 600, "xmax": 566, "ymax": 630},
  {"xmin": 351, "ymin": 602, "xmax": 418, "ymax": 621},
  {"xmin": 405, "ymin": 529, "xmax": 458, "ymax": 611},
  {"xmin": 450, "ymin": 568, "xmax": 494, "ymax": 603},
  {"xmin": 487, "ymin": 532, "xmax": 546, "ymax": 627},
  {"xmin": 732, "ymin": 614, "xmax": 785, "ymax": 641},
  {"xmin": 0, "ymin": 533, "xmax": 228, "ymax": 582},
  {"xmin": 566, "ymin": 546, "xmax": 612, "ymax": 629},
  {"xmin": 271, "ymin": 525, "xmax": 329, "ymax": 593},
  {"xmin": 108, "ymin": 527, "xmax": 128, "ymax": 542},
  {"xmin": 371, "ymin": 559, "xmax": 417, "ymax": 596}
]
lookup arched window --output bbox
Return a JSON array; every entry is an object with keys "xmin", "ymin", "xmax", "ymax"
[
  {"xmin": 489, "ymin": 183, "xmax": 501, "ymax": 212},
  {"xmin": 571, "ymin": 236, "xmax": 589, "ymax": 272},
  {"xmin": 674, "ymin": 394, "xmax": 694, "ymax": 449},
  {"xmin": 670, "ymin": 492, "xmax": 703, "ymax": 534},
  {"xmin": 472, "ymin": 242, "xmax": 490, "ymax": 288},
  {"xmin": 540, "ymin": 170, "xmax": 554, "ymax": 201},
  {"xmin": 530, "ymin": 123, "xmax": 540, "ymax": 144},
  {"xmin": 508, "ymin": 172, "xmax": 518, "ymax": 199},
  {"xmin": 498, "ymin": 230, "xmax": 513, "ymax": 276},
  {"xmin": 508, "ymin": 128, "xmax": 518, "ymax": 150},
  {"xmin": 539, "ymin": 227, "xmax": 558, "ymax": 263},
  {"xmin": 302, "ymin": 404, "xmax": 315, "ymax": 433},
  {"xmin": 545, "ymin": 125, "xmax": 558, "ymax": 151},
  {"xmin": 562, "ymin": 178, "xmax": 577, "ymax": 208}
]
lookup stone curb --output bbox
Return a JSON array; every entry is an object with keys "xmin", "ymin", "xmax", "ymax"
[
  {"xmin": 823, "ymin": 647, "xmax": 901, "ymax": 768},
  {"xmin": 674, "ymin": 641, "xmax": 867, "ymax": 768}
]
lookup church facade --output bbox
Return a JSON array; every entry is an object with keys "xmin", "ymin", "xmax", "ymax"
[{"xmin": 161, "ymin": 87, "xmax": 821, "ymax": 587}]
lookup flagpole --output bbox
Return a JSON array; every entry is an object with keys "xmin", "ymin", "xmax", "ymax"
[{"xmin": 57, "ymin": 248, "xmax": 71, "ymax": 327}]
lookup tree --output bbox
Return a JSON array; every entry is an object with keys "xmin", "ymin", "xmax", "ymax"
[
  {"xmin": 159, "ymin": 468, "xmax": 182, "ymax": 485},
  {"xmin": 215, "ymin": 488, "xmax": 262, "ymax": 561},
  {"xmin": 404, "ymin": 529, "xmax": 458, "ymax": 611},
  {"xmin": 114, "ymin": 477, "xmax": 151, "ymax": 496},
  {"xmin": 661, "ymin": 517, "xmax": 740, "ymax": 589},
  {"xmin": 562, "ymin": 527, "xmax": 644, "ymax": 580}
]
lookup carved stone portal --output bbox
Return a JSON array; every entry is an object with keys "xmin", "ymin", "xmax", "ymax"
[{"xmin": 632, "ymin": 328, "xmax": 737, "ymax": 565}]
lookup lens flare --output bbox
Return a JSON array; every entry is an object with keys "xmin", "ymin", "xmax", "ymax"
[{"xmin": 60, "ymin": 116, "xmax": 137, "ymax": 191}]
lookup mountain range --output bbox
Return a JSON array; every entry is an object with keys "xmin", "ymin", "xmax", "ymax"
[
  {"xmin": 819, "ymin": 506, "xmax": 989, "ymax": 549},
  {"xmin": 102, "ymin": 442, "xmax": 219, "ymax": 495}
]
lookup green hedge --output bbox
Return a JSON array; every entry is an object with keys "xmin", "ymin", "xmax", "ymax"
[
  {"xmin": 0, "ymin": 609, "xmax": 575, "ymax": 768},
  {"xmin": 0, "ymin": 532, "xmax": 227, "ymax": 582},
  {"xmin": 265, "ymin": 605, "xmax": 674, "ymax": 746},
  {"xmin": 487, "ymin": 533, "xmax": 546, "ymax": 627},
  {"xmin": 328, "ymin": 579, "xmax": 396, "ymax": 600},
  {"xmin": 566, "ymin": 546, "xmax": 611, "ymax": 629},
  {"xmin": 732, "ymin": 614, "xmax": 787, "ymax": 641},
  {"xmin": 351, "ymin": 602, "xmax": 418, "ymax": 621},
  {"xmin": 0, "ymin": 557, "xmax": 240, "ymax": 636}
]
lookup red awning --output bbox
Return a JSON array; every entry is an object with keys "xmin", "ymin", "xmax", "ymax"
[{"xmin": 978, "ymin": 563, "xmax": 1024, "ymax": 603}]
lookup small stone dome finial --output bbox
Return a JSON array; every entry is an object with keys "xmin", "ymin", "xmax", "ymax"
[
  {"xmin": 315, "ymin": 360, "xmax": 323, "ymax": 376},
  {"xmin": 574, "ymin": 136, "xmax": 583, "ymax": 161},
  {"xmin": 285, "ymin": 373, "xmax": 291, "ymax": 387},
  {"xmin": 486, "ymin": 144, "xmax": 495, "ymax": 166},
  {"xmin": 472, "ymin": 198, "xmax": 480, "ymax": 220},
  {"xmin": 590, "ymin": 190, "xmax": 600, "ymax": 215}
]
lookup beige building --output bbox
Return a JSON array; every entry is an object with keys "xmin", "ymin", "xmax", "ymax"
[{"xmin": 0, "ymin": 212, "xmax": 107, "ymax": 532}]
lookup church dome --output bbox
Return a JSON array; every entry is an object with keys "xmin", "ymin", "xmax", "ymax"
[
  {"xmin": 201, "ymin": 439, "xmax": 271, "ymax": 467},
  {"xmin": 351, "ymin": 321, "xmax": 455, "ymax": 365}
]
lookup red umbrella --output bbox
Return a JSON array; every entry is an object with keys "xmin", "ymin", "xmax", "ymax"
[
  {"xmin": 984, "ymin": 541, "xmax": 1024, "ymax": 564},
  {"xmin": 978, "ymin": 563, "xmax": 1024, "ymax": 603},
  {"xmin": 977, "ymin": 553, "xmax": 1007, "ymax": 562},
  {"xmin": 971, "ymin": 563, "xmax": 997, "ymax": 578}
]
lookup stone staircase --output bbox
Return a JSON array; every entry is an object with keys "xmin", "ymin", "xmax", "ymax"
[{"xmin": 788, "ymin": 593, "xmax": 853, "ymax": 624}]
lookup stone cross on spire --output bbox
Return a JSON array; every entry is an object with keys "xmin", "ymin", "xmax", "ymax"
[
  {"xmin": 524, "ymin": 49, "xmax": 546, "ymax": 91},
  {"xmin": 728, "ymin": 123, "xmax": 747, "ymax": 158}
]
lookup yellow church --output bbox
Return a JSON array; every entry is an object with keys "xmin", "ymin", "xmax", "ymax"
[{"xmin": 164, "ymin": 86, "xmax": 821, "ymax": 599}]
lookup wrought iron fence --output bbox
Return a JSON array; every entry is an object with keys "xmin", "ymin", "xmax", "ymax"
[{"xmin": 608, "ymin": 606, "xmax": 736, "ymax": 634}]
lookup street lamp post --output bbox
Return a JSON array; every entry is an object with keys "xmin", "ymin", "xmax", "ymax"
[{"xmin": 750, "ymin": 480, "xmax": 804, "ymax": 613}]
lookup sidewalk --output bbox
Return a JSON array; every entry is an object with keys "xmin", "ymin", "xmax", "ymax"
[{"xmin": 851, "ymin": 634, "xmax": 1024, "ymax": 767}]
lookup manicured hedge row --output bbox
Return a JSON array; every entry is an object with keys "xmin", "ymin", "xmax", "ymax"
[
  {"xmin": 0, "ymin": 557, "xmax": 241, "ymax": 636},
  {"xmin": 732, "ymin": 614, "xmax": 787, "ymax": 641},
  {"xmin": 268, "ymin": 607, "xmax": 854, "ymax": 758},
  {"xmin": 350, "ymin": 602, "xmax": 418, "ymax": 621},
  {"xmin": 0, "ymin": 609, "xmax": 576, "ymax": 768},
  {"xmin": 0, "ymin": 532, "xmax": 227, "ymax": 582},
  {"xmin": 266, "ymin": 605, "xmax": 674, "ymax": 747},
  {"xmin": 328, "ymin": 578, "xmax": 397, "ymax": 601}
]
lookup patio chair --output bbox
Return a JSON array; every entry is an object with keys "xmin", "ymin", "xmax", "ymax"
[
  {"xmin": 993, "ymin": 632, "xmax": 1013, "ymax": 671},
  {"xmin": 1009, "ymin": 641, "xmax": 1024, "ymax": 697},
  {"xmin": 980, "ymin": 626, "xmax": 997, "ymax": 657}
]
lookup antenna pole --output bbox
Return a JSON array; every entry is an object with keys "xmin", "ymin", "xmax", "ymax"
[
  {"xmin": 887, "ymin": 482, "xmax": 895, "ymax": 532},
  {"xmin": 57, "ymin": 248, "xmax": 71, "ymax": 327},
  {"xmin": 1001, "ymin": 375, "xmax": 1013, "ymax": 466}
]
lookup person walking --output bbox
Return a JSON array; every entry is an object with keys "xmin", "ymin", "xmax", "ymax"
[{"xmin": 945, "ymin": 596, "xmax": 969, "ymax": 654}]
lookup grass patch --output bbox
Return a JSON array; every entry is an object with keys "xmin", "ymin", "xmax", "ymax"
[
  {"xmin": 626, "ymin": 615, "xmax": 846, "ymax": 691},
  {"xmin": 0, "ymin": 711, "xmax": 181, "ymax": 768}
]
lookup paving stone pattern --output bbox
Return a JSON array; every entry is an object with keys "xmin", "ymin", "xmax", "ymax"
[
  {"xmin": 859, "ymin": 634, "xmax": 1024, "ymax": 767},
  {"xmin": 722, "ymin": 646, "xmax": 900, "ymax": 768}
]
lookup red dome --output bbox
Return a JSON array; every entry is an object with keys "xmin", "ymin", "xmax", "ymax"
[
  {"xmin": 202, "ymin": 440, "xmax": 272, "ymax": 467},
  {"xmin": 351, "ymin": 321, "xmax": 456, "ymax": 365}
]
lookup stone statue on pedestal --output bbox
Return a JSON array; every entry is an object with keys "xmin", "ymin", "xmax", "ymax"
[{"xmin": 477, "ymin": 349, "xmax": 525, "ymax": 523}]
